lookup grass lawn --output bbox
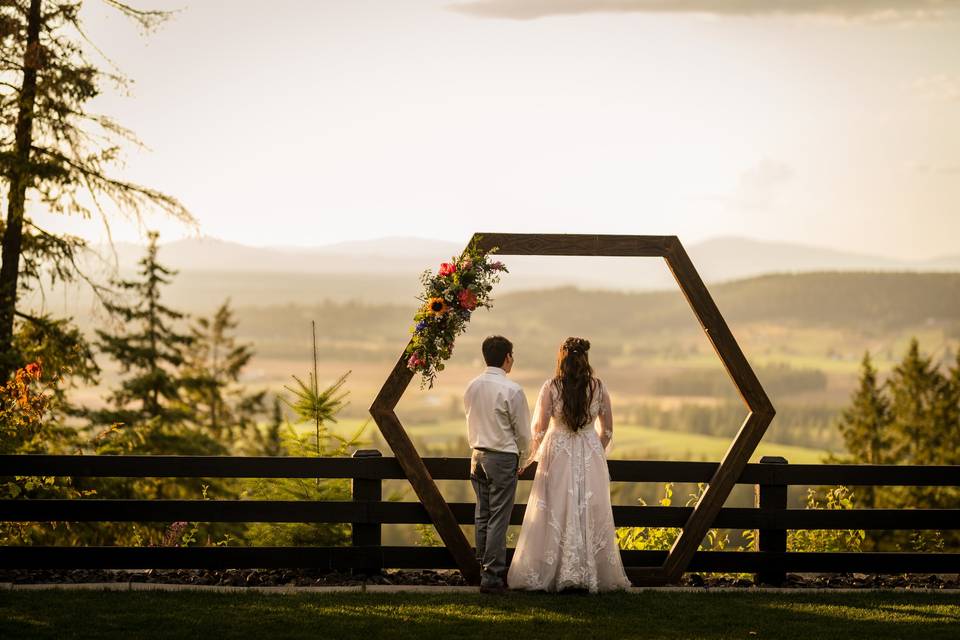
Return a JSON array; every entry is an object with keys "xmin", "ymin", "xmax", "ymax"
[{"xmin": 2, "ymin": 590, "xmax": 958, "ymax": 640}]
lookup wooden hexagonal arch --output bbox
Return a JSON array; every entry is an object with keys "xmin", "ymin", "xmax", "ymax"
[{"xmin": 369, "ymin": 233, "xmax": 775, "ymax": 585}]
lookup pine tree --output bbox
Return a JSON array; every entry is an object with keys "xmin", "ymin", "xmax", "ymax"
[
  {"xmin": 936, "ymin": 349, "xmax": 960, "ymax": 467},
  {"xmin": 181, "ymin": 299, "xmax": 265, "ymax": 444},
  {"xmin": 884, "ymin": 338, "xmax": 957, "ymax": 536},
  {"xmin": 834, "ymin": 341, "xmax": 959, "ymax": 550},
  {"xmin": 835, "ymin": 352, "xmax": 893, "ymax": 508},
  {"xmin": 937, "ymin": 348, "xmax": 960, "ymax": 550},
  {"xmin": 87, "ymin": 231, "xmax": 216, "ymax": 454},
  {"xmin": 0, "ymin": 1, "xmax": 193, "ymax": 382},
  {"xmin": 260, "ymin": 396, "xmax": 286, "ymax": 457},
  {"xmin": 887, "ymin": 339, "xmax": 945, "ymax": 467}
]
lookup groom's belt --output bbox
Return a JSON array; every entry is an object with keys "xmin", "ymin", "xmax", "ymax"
[{"xmin": 473, "ymin": 447, "xmax": 518, "ymax": 455}]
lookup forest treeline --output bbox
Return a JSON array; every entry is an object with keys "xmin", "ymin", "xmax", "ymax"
[{"xmin": 214, "ymin": 272, "xmax": 960, "ymax": 363}]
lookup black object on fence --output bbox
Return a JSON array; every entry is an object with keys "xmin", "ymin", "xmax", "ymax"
[{"xmin": 1, "ymin": 453, "xmax": 959, "ymax": 585}]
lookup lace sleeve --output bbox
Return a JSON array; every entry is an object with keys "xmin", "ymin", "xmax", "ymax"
[
  {"xmin": 597, "ymin": 379, "xmax": 614, "ymax": 453},
  {"xmin": 525, "ymin": 380, "xmax": 553, "ymax": 467}
]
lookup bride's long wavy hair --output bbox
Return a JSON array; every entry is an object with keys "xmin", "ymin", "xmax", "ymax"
[{"xmin": 551, "ymin": 337, "xmax": 595, "ymax": 432}]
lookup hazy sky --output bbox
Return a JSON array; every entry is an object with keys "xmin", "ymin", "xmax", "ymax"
[{"xmin": 32, "ymin": 0, "xmax": 960, "ymax": 260}]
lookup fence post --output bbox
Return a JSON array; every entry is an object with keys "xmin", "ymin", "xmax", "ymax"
[
  {"xmin": 755, "ymin": 455, "xmax": 788, "ymax": 586},
  {"xmin": 351, "ymin": 449, "xmax": 382, "ymax": 574}
]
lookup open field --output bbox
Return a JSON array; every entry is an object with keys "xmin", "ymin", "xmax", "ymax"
[
  {"xmin": 335, "ymin": 418, "xmax": 831, "ymax": 464},
  {"xmin": 64, "ymin": 273, "xmax": 960, "ymax": 458},
  {"xmin": 2, "ymin": 590, "xmax": 959, "ymax": 640}
]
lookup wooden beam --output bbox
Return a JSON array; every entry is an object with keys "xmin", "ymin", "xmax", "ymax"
[
  {"xmin": 660, "ymin": 237, "xmax": 775, "ymax": 582},
  {"xmin": 472, "ymin": 232, "xmax": 674, "ymax": 257},
  {"xmin": 369, "ymin": 403, "xmax": 480, "ymax": 584},
  {"xmin": 370, "ymin": 344, "xmax": 482, "ymax": 584}
]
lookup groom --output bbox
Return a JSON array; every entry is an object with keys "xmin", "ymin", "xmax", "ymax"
[{"xmin": 464, "ymin": 335, "xmax": 531, "ymax": 594}]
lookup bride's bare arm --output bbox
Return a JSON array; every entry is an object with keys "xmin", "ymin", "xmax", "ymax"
[
  {"xmin": 598, "ymin": 380, "xmax": 614, "ymax": 450},
  {"xmin": 523, "ymin": 381, "xmax": 553, "ymax": 469}
]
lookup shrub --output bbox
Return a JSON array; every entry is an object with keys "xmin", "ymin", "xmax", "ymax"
[{"xmin": 787, "ymin": 486, "xmax": 864, "ymax": 552}]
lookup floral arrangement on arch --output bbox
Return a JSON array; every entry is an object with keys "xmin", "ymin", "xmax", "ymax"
[{"xmin": 406, "ymin": 239, "xmax": 507, "ymax": 388}]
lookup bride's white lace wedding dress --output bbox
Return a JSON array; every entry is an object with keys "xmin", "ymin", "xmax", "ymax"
[{"xmin": 507, "ymin": 378, "xmax": 631, "ymax": 593}]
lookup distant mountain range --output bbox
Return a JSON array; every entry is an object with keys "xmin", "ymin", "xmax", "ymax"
[
  {"xmin": 96, "ymin": 234, "xmax": 960, "ymax": 292},
  {"xmin": 25, "ymin": 234, "xmax": 957, "ymax": 315}
]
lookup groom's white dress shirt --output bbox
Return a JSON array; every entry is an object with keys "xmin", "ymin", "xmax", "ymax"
[{"xmin": 464, "ymin": 366, "xmax": 532, "ymax": 458}]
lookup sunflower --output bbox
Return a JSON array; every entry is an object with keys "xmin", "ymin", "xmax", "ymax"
[{"xmin": 426, "ymin": 297, "xmax": 450, "ymax": 316}]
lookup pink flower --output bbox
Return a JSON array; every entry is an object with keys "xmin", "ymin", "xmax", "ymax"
[
  {"xmin": 457, "ymin": 289, "xmax": 478, "ymax": 311},
  {"xmin": 407, "ymin": 353, "xmax": 425, "ymax": 369},
  {"xmin": 438, "ymin": 262, "xmax": 457, "ymax": 277},
  {"xmin": 460, "ymin": 258, "xmax": 473, "ymax": 271}
]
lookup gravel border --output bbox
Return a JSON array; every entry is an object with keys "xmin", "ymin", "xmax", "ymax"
[
  {"xmin": 1, "ymin": 568, "xmax": 958, "ymax": 591},
  {"xmin": 3, "ymin": 582, "xmax": 959, "ymax": 595}
]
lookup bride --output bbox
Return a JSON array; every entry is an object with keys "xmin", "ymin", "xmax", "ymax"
[{"xmin": 507, "ymin": 337, "xmax": 631, "ymax": 593}]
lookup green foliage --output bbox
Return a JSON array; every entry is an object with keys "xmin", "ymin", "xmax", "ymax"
[
  {"xmin": 0, "ymin": 0, "xmax": 192, "ymax": 381},
  {"xmin": 243, "ymin": 423, "xmax": 365, "ymax": 547},
  {"xmin": 414, "ymin": 524, "xmax": 442, "ymax": 547},
  {"xmin": 888, "ymin": 339, "xmax": 946, "ymax": 467},
  {"xmin": 618, "ymin": 481, "xmax": 867, "ymax": 564},
  {"xmin": 787, "ymin": 486, "xmax": 864, "ymax": 553},
  {"xmin": 181, "ymin": 299, "xmax": 265, "ymax": 444},
  {"xmin": 245, "ymin": 356, "xmax": 366, "ymax": 547},
  {"xmin": 832, "ymin": 339, "xmax": 960, "ymax": 549},
  {"xmin": 13, "ymin": 312, "xmax": 99, "ymax": 396},
  {"xmin": 836, "ymin": 352, "xmax": 893, "ymax": 465},
  {"xmin": 0, "ymin": 1, "xmax": 186, "ymax": 220},
  {"xmin": 906, "ymin": 530, "xmax": 946, "ymax": 553},
  {"xmin": 0, "ymin": 361, "xmax": 93, "ymax": 545},
  {"xmin": 616, "ymin": 483, "xmax": 745, "ymax": 553},
  {"xmin": 284, "ymin": 371, "xmax": 349, "ymax": 457},
  {"xmin": 86, "ymin": 232, "xmax": 218, "ymax": 453},
  {"xmin": 830, "ymin": 353, "xmax": 894, "ymax": 508},
  {"xmin": 155, "ymin": 485, "xmax": 235, "ymax": 548},
  {"xmin": 617, "ymin": 482, "xmax": 683, "ymax": 551},
  {"xmin": 252, "ymin": 396, "xmax": 287, "ymax": 457},
  {"xmin": 67, "ymin": 235, "xmax": 231, "ymax": 545}
]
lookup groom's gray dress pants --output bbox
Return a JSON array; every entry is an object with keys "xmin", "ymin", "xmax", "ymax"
[{"xmin": 470, "ymin": 448, "xmax": 519, "ymax": 587}]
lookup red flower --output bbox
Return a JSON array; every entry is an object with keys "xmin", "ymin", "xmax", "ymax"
[
  {"xmin": 438, "ymin": 262, "xmax": 457, "ymax": 277},
  {"xmin": 457, "ymin": 289, "xmax": 478, "ymax": 311},
  {"xmin": 24, "ymin": 362, "xmax": 41, "ymax": 379}
]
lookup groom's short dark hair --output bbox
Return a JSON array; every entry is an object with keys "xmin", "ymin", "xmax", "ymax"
[{"xmin": 482, "ymin": 335, "xmax": 513, "ymax": 367}]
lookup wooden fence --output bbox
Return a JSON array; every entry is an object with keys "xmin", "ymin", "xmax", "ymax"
[{"xmin": 1, "ymin": 452, "xmax": 959, "ymax": 585}]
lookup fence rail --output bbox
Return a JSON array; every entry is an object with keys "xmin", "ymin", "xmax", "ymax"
[
  {"xmin": 5, "ymin": 454, "xmax": 960, "ymax": 484},
  {"xmin": 2, "ymin": 452, "xmax": 959, "ymax": 585}
]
